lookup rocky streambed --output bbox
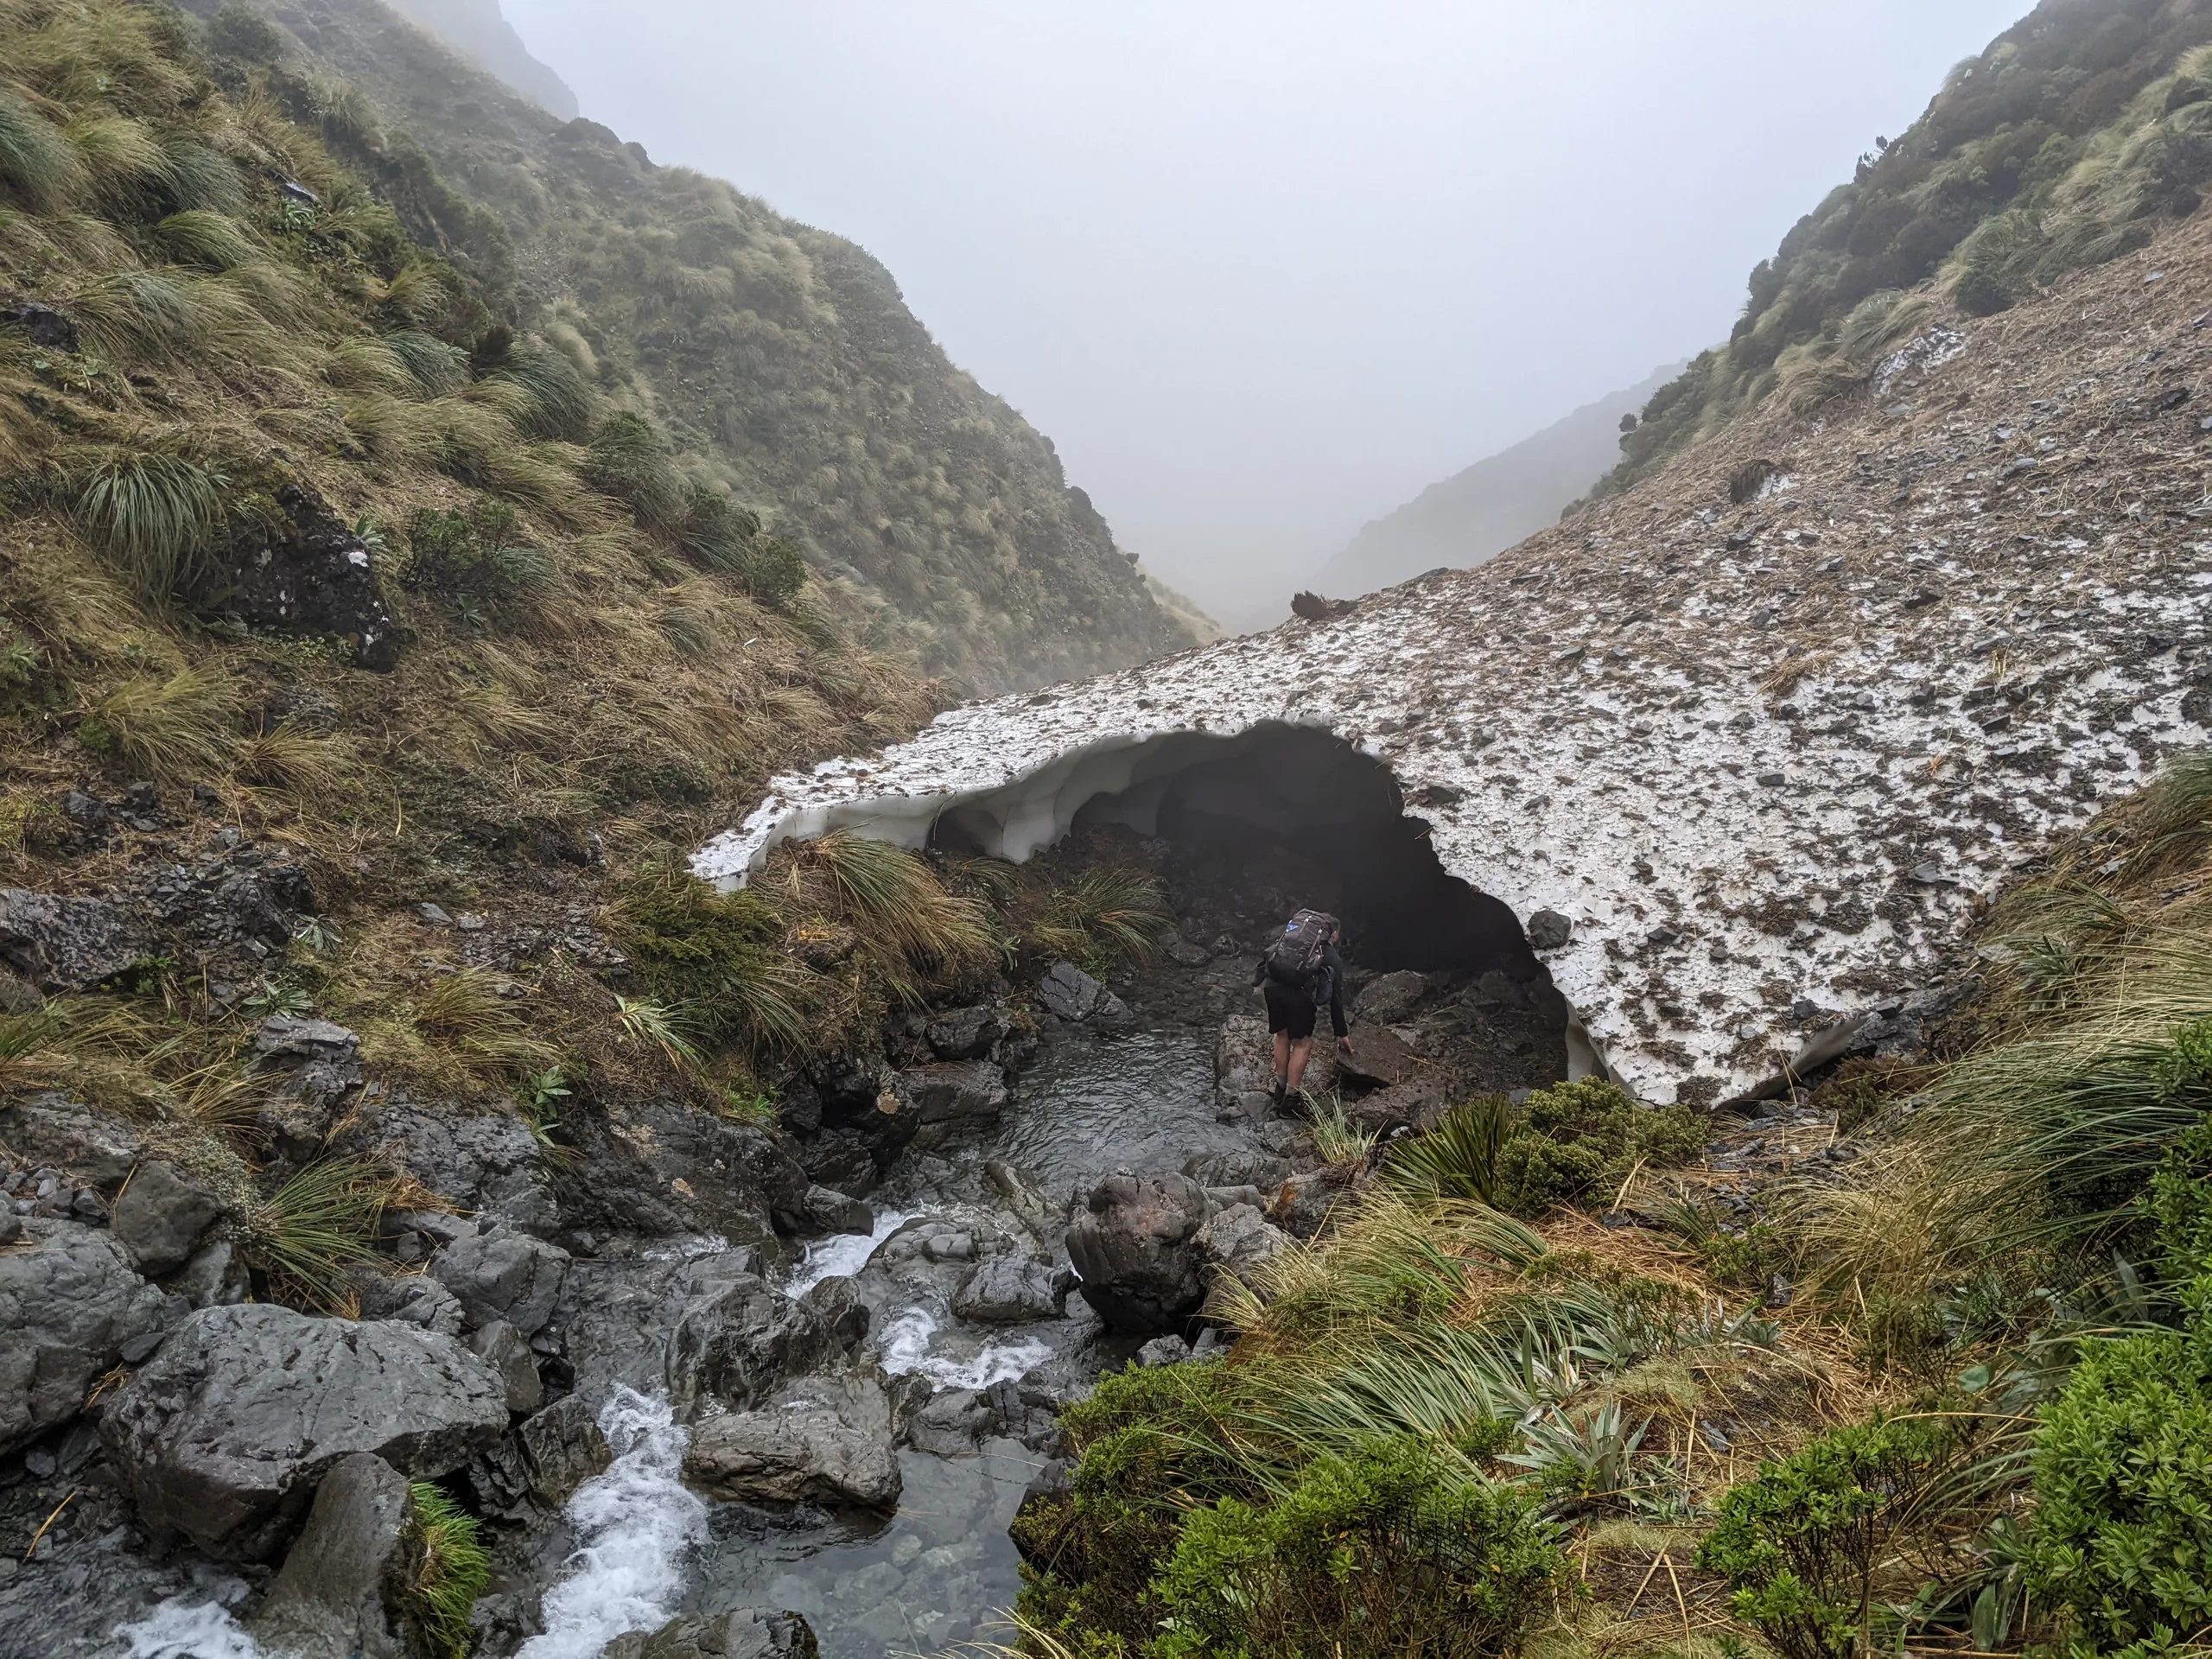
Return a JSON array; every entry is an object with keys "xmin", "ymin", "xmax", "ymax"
[{"xmin": 0, "ymin": 827, "xmax": 1571, "ymax": 1659}]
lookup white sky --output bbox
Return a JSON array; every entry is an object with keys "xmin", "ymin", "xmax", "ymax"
[{"xmin": 501, "ymin": 1, "xmax": 2028, "ymax": 626}]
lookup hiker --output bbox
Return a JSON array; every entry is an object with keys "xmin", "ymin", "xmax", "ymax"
[{"xmin": 1254, "ymin": 907, "xmax": 1353, "ymax": 1102}]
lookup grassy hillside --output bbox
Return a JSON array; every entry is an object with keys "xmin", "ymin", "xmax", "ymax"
[
  {"xmin": 381, "ymin": 0, "xmax": 577, "ymax": 120},
  {"xmin": 195, "ymin": 0, "xmax": 1190, "ymax": 692},
  {"xmin": 1594, "ymin": 0, "xmax": 2212, "ymax": 501},
  {"xmin": 1319, "ymin": 364, "xmax": 1680, "ymax": 599}
]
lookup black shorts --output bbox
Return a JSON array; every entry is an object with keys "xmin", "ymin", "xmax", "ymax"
[{"xmin": 1263, "ymin": 980, "xmax": 1319, "ymax": 1041}]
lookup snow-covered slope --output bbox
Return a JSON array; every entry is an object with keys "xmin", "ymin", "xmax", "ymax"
[{"xmin": 698, "ymin": 227, "xmax": 2212, "ymax": 1104}]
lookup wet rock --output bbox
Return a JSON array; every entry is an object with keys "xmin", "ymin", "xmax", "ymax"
[
  {"xmin": 0, "ymin": 1093, "xmax": 143, "ymax": 1185},
  {"xmin": 925, "ymin": 1005, "xmax": 1005, "ymax": 1061},
  {"xmin": 358, "ymin": 1271, "xmax": 465, "ymax": 1337},
  {"xmin": 1184, "ymin": 1147, "xmax": 1294, "ymax": 1193},
  {"xmin": 984, "ymin": 1158, "xmax": 1065, "ymax": 1243},
  {"xmin": 468, "ymin": 1319, "xmax": 544, "ymax": 1414},
  {"xmin": 898, "ymin": 1060, "xmax": 1009, "ymax": 1151},
  {"xmin": 194, "ymin": 477, "xmax": 402, "ymax": 671},
  {"xmin": 1352, "ymin": 970, "xmax": 1429, "ymax": 1024},
  {"xmin": 111, "ymin": 1160, "xmax": 227, "ymax": 1275},
  {"xmin": 1135, "ymin": 1335, "xmax": 1191, "ymax": 1367},
  {"xmin": 1334, "ymin": 1026, "xmax": 1424, "ymax": 1090},
  {"xmin": 666, "ymin": 1268, "xmax": 840, "ymax": 1419},
  {"xmin": 519, "ymin": 1392, "xmax": 613, "ymax": 1507},
  {"xmin": 168, "ymin": 1237, "xmax": 251, "ymax": 1308},
  {"xmin": 2, "ymin": 1217, "xmax": 181, "ymax": 1454},
  {"xmin": 1344, "ymin": 1077, "xmax": 1449, "ymax": 1134},
  {"xmin": 0, "ymin": 889, "xmax": 149, "ymax": 992},
  {"xmin": 683, "ymin": 1374, "xmax": 899, "ymax": 1509},
  {"xmin": 801, "ymin": 1274, "xmax": 871, "ymax": 1349},
  {"xmin": 1038, "ymin": 961, "xmax": 1106, "ymax": 1020},
  {"xmin": 100, "ymin": 1302, "xmax": 507, "ymax": 1558},
  {"xmin": 1526, "ymin": 909, "xmax": 1573, "ymax": 950},
  {"xmin": 0, "ymin": 299, "xmax": 79, "ymax": 350},
  {"xmin": 563, "ymin": 1095, "xmax": 808, "ymax": 1243},
  {"xmin": 952, "ymin": 1253, "xmax": 1067, "ymax": 1324},
  {"xmin": 1268, "ymin": 1171, "xmax": 1346, "ymax": 1240},
  {"xmin": 247, "ymin": 1452, "xmax": 412, "ymax": 1659},
  {"xmin": 1215, "ymin": 1014, "xmax": 1335, "ymax": 1115},
  {"xmin": 1194, "ymin": 1203, "xmax": 1291, "ymax": 1288},
  {"xmin": 1065, "ymin": 1171, "xmax": 1209, "ymax": 1332},
  {"xmin": 553, "ymin": 1247, "xmax": 764, "ymax": 1407},
  {"xmin": 250, "ymin": 1016, "xmax": 364, "ymax": 1164},
  {"xmin": 330, "ymin": 1090, "xmax": 555, "ymax": 1236},
  {"xmin": 798, "ymin": 1184, "xmax": 873, "ymax": 1236},
  {"xmin": 906, "ymin": 1385, "xmax": 994, "ymax": 1456},
  {"xmin": 605, "ymin": 1608, "xmax": 823, "ymax": 1659},
  {"xmin": 430, "ymin": 1230, "xmax": 570, "ymax": 1336}
]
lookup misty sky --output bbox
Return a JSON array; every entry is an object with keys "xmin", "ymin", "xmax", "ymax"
[{"xmin": 500, "ymin": 1, "xmax": 2026, "ymax": 627}]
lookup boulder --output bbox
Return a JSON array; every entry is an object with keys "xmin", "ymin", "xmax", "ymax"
[
  {"xmin": 665, "ymin": 1269, "xmax": 839, "ymax": 1419},
  {"xmin": 682, "ymin": 1375, "xmax": 899, "ymax": 1510},
  {"xmin": 1215, "ymin": 1014, "xmax": 1334, "ymax": 1116},
  {"xmin": 0, "ymin": 1093, "xmax": 144, "ymax": 1185},
  {"xmin": 169, "ymin": 1237, "xmax": 251, "ymax": 1308},
  {"xmin": 1065, "ymin": 1171, "xmax": 1209, "ymax": 1332},
  {"xmin": 1038, "ymin": 962, "xmax": 1106, "ymax": 1021},
  {"xmin": 251, "ymin": 1017, "xmax": 365, "ymax": 1164},
  {"xmin": 518, "ymin": 1393, "xmax": 612, "ymax": 1507},
  {"xmin": 604, "ymin": 1608, "xmax": 822, "ymax": 1659},
  {"xmin": 1268, "ymin": 1172, "xmax": 1347, "ymax": 1241},
  {"xmin": 1136, "ymin": 1335, "xmax": 1191, "ymax": 1367},
  {"xmin": 0, "ymin": 888, "xmax": 149, "ymax": 993},
  {"xmin": 356, "ymin": 1270, "xmax": 465, "ymax": 1337},
  {"xmin": 1, "ymin": 1217, "xmax": 181, "ymax": 1454},
  {"xmin": 1344, "ymin": 1077, "xmax": 1449, "ymax": 1134},
  {"xmin": 247, "ymin": 1453, "xmax": 411, "ymax": 1659},
  {"xmin": 1194, "ymin": 1203, "xmax": 1293, "ymax": 1288},
  {"xmin": 554, "ymin": 1247, "xmax": 764, "ymax": 1407},
  {"xmin": 467, "ymin": 1319, "xmax": 543, "ymax": 1414},
  {"xmin": 193, "ymin": 477, "xmax": 403, "ymax": 671},
  {"xmin": 801, "ymin": 1274, "xmax": 871, "ymax": 1350},
  {"xmin": 1184, "ymin": 1147, "xmax": 1294, "ymax": 1193},
  {"xmin": 1334, "ymin": 1026, "xmax": 1425, "ymax": 1090},
  {"xmin": 99, "ymin": 1302, "xmax": 508, "ymax": 1558},
  {"xmin": 797, "ymin": 1184, "xmax": 873, "ymax": 1236},
  {"xmin": 111, "ymin": 1160, "xmax": 227, "ymax": 1276},
  {"xmin": 898, "ymin": 1060, "xmax": 1008, "ymax": 1150},
  {"xmin": 429, "ymin": 1230, "xmax": 569, "ymax": 1336},
  {"xmin": 925, "ymin": 1005, "xmax": 1004, "ymax": 1061},
  {"xmin": 1352, "ymin": 970, "xmax": 1430, "ymax": 1025},
  {"xmin": 1526, "ymin": 908, "xmax": 1573, "ymax": 950},
  {"xmin": 905, "ymin": 1385, "xmax": 995, "ymax": 1457},
  {"xmin": 952, "ymin": 1254, "xmax": 1067, "ymax": 1324}
]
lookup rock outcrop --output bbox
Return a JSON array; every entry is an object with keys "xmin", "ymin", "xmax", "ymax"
[
  {"xmin": 99, "ymin": 1303, "xmax": 507, "ymax": 1557},
  {"xmin": 682, "ymin": 1374, "xmax": 900, "ymax": 1510},
  {"xmin": 246, "ymin": 1452, "xmax": 414, "ymax": 1659},
  {"xmin": 1, "ymin": 1218, "xmax": 181, "ymax": 1454},
  {"xmin": 1065, "ymin": 1171, "xmax": 1210, "ymax": 1332}
]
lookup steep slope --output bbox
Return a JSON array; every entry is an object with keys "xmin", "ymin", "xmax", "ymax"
[
  {"xmin": 1318, "ymin": 363, "xmax": 1681, "ymax": 597},
  {"xmin": 381, "ymin": 0, "xmax": 578, "ymax": 118},
  {"xmin": 704, "ymin": 205, "xmax": 2212, "ymax": 1107},
  {"xmin": 1595, "ymin": 0, "xmax": 2212, "ymax": 502},
  {"xmin": 201, "ymin": 0, "xmax": 1191, "ymax": 690}
]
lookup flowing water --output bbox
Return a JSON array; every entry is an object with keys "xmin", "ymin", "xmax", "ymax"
[{"xmin": 995, "ymin": 1024, "xmax": 1237, "ymax": 1192}]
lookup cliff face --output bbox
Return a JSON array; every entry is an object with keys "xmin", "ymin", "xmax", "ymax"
[
  {"xmin": 226, "ymin": 0, "xmax": 1191, "ymax": 691},
  {"xmin": 702, "ymin": 211, "xmax": 2212, "ymax": 1103},
  {"xmin": 1319, "ymin": 364, "xmax": 1681, "ymax": 598},
  {"xmin": 380, "ymin": 0, "xmax": 577, "ymax": 118}
]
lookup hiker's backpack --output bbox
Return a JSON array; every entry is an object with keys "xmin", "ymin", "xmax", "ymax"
[{"xmin": 1265, "ymin": 909, "xmax": 1338, "ymax": 994}]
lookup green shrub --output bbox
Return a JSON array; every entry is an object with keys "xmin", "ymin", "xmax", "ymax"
[
  {"xmin": 207, "ymin": 3, "xmax": 284, "ymax": 63},
  {"xmin": 404, "ymin": 499, "xmax": 555, "ymax": 616},
  {"xmin": 1393, "ymin": 1080, "xmax": 1707, "ymax": 1218},
  {"xmin": 404, "ymin": 1480, "xmax": 489, "ymax": 1659},
  {"xmin": 1953, "ymin": 266, "xmax": 2014, "ymax": 317},
  {"xmin": 607, "ymin": 864, "xmax": 812, "ymax": 1055},
  {"xmin": 1697, "ymin": 1415, "xmax": 1973, "ymax": 1659},
  {"xmin": 584, "ymin": 410, "xmax": 684, "ymax": 530},
  {"xmin": 1149, "ymin": 1437, "xmax": 1565, "ymax": 1659},
  {"xmin": 742, "ymin": 531, "xmax": 807, "ymax": 608}
]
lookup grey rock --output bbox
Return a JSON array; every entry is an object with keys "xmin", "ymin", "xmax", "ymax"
[
  {"xmin": 1268, "ymin": 1171, "xmax": 1344, "ymax": 1240},
  {"xmin": 666, "ymin": 1269, "xmax": 839, "ymax": 1420},
  {"xmin": 1526, "ymin": 908, "xmax": 1573, "ymax": 950},
  {"xmin": 906, "ymin": 1385, "xmax": 993, "ymax": 1457},
  {"xmin": 1194, "ymin": 1203, "xmax": 1292, "ymax": 1288},
  {"xmin": 897, "ymin": 1060, "xmax": 1008, "ymax": 1149},
  {"xmin": 252, "ymin": 1014, "xmax": 364, "ymax": 1062},
  {"xmin": 604, "ymin": 1607, "xmax": 822, "ymax": 1659},
  {"xmin": 468, "ymin": 1319, "xmax": 543, "ymax": 1414},
  {"xmin": 0, "ymin": 1093, "xmax": 143, "ymax": 1185},
  {"xmin": 518, "ymin": 1394, "xmax": 612, "ymax": 1507},
  {"xmin": 922, "ymin": 1230, "xmax": 977, "ymax": 1262},
  {"xmin": 250, "ymin": 1016, "xmax": 365, "ymax": 1164},
  {"xmin": 798, "ymin": 1184, "xmax": 873, "ymax": 1236},
  {"xmin": 169, "ymin": 1237, "xmax": 251, "ymax": 1308},
  {"xmin": 0, "ymin": 888, "xmax": 149, "ymax": 992},
  {"xmin": 1184, "ymin": 1147, "xmax": 1294, "ymax": 1193},
  {"xmin": 925, "ymin": 1005, "xmax": 1004, "ymax": 1061},
  {"xmin": 554, "ymin": 1248, "xmax": 764, "ymax": 1408},
  {"xmin": 1, "ymin": 1217, "xmax": 180, "ymax": 1454},
  {"xmin": 192, "ymin": 476, "xmax": 402, "ymax": 671},
  {"xmin": 430, "ymin": 1230, "xmax": 569, "ymax": 1336},
  {"xmin": 330, "ymin": 1091, "xmax": 554, "ymax": 1236},
  {"xmin": 247, "ymin": 1452, "xmax": 411, "ymax": 1659},
  {"xmin": 682, "ymin": 1374, "xmax": 899, "ymax": 1509},
  {"xmin": 357, "ymin": 1272, "xmax": 466, "ymax": 1338},
  {"xmin": 800, "ymin": 1274, "xmax": 870, "ymax": 1349},
  {"xmin": 953, "ymin": 1253, "xmax": 1066, "ymax": 1323},
  {"xmin": 1135, "ymin": 1335, "xmax": 1191, "ymax": 1368},
  {"xmin": 1038, "ymin": 961, "xmax": 1106, "ymax": 1020},
  {"xmin": 0, "ymin": 1211, "xmax": 16, "ymax": 1246},
  {"xmin": 111, "ymin": 1160, "xmax": 227, "ymax": 1275},
  {"xmin": 1065, "ymin": 1171, "xmax": 1209, "ymax": 1332},
  {"xmin": 99, "ymin": 1302, "xmax": 507, "ymax": 1558},
  {"xmin": 1351, "ymin": 969, "xmax": 1428, "ymax": 1024}
]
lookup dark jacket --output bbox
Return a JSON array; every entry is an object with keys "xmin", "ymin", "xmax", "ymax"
[{"xmin": 1254, "ymin": 943, "xmax": 1349, "ymax": 1038}]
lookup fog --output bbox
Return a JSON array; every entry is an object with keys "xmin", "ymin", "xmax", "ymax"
[{"xmin": 500, "ymin": 0, "xmax": 2028, "ymax": 629}]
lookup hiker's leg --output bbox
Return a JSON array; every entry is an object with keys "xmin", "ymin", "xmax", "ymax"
[
  {"xmin": 1286, "ymin": 1037, "xmax": 1315, "ymax": 1091},
  {"xmin": 1272, "ymin": 1029, "xmax": 1292, "ymax": 1090}
]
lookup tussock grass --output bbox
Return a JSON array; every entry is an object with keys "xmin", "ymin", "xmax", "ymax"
[
  {"xmin": 403, "ymin": 1482, "xmax": 490, "ymax": 1659},
  {"xmin": 67, "ymin": 442, "xmax": 226, "ymax": 595},
  {"xmin": 1033, "ymin": 867, "xmax": 1171, "ymax": 966},
  {"xmin": 244, "ymin": 1157, "xmax": 390, "ymax": 1309},
  {"xmin": 80, "ymin": 663, "xmax": 237, "ymax": 779},
  {"xmin": 236, "ymin": 723, "xmax": 354, "ymax": 798}
]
